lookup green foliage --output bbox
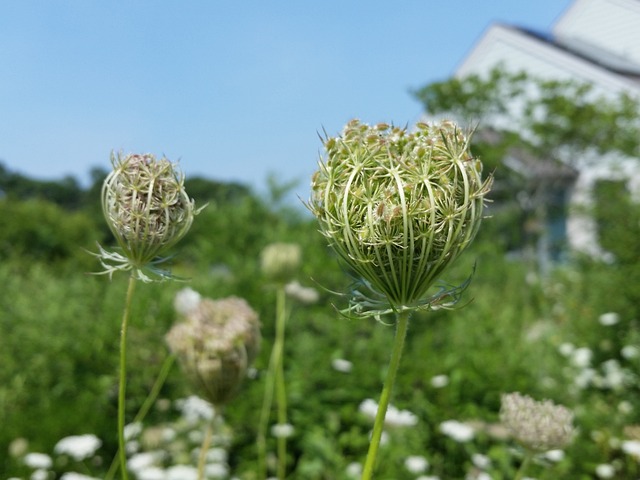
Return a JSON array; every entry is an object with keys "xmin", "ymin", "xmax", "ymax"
[{"xmin": 2, "ymin": 167, "xmax": 640, "ymax": 479}]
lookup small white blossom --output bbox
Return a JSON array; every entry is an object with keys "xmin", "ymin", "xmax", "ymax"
[
  {"xmin": 558, "ymin": 342, "xmax": 575, "ymax": 357},
  {"xmin": 166, "ymin": 465, "xmax": 198, "ymax": 480},
  {"xmin": 439, "ymin": 420, "xmax": 475, "ymax": 442},
  {"xmin": 416, "ymin": 476, "xmax": 441, "ymax": 480},
  {"xmin": 543, "ymin": 449, "xmax": 565, "ymax": 462},
  {"xmin": 136, "ymin": 467, "xmax": 165, "ymax": 480},
  {"xmin": 124, "ymin": 422, "xmax": 143, "ymax": 441},
  {"xmin": 571, "ymin": 347, "xmax": 592, "ymax": 368},
  {"xmin": 622, "ymin": 345, "xmax": 639, "ymax": 359},
  {"xmin": 176, "ymin": 396, "xmax": 215, "ymax": 423},
  {"xmin": 331, "ymin": 358, "xmax": 353, "ymax": 373},
  {"xmin": 60, "ymin": 473, "xmax": 102, "ymax": 480},
  {"xmin": 598, "ymin": 312, "xmax": 620, "ymax": 326},
  {"xmin": 174, "ymin": 287, "xmax": 203, "ymax": 315},
  {"xmin": 205, "ymin": 463, "xmax": 229, "ymax": 478},
  {"xmin": 405, "ymin": 455, "xmax": 429, "ymax": 473},
  {"xmin": 30, "ymin": 470, "xmax": 48, "ymax": 480},
  {"xmin": 284, "ymin": 280, "xmax": 320, "ymax": 304},
  {"xmin": 622, "ymin": 439, "xmax": 640, "ymax": 457},
  {"xmin": 23, "ymin": 453, "xmax": 52, "ymax": 470},
  {"xmin": 472, "ymin": 453, "xmax": 491, "ymax": 470},
  {"xmin": 430, "ymin": 374, "xmax": 449, "ymax": 388},
  {"xmin": 127, "ymin": 451, "xmax": 164, "ymax": 473},
  {"xmin": 271, "ymin": 423, "xmax": 295, "ymax": 438},
  {"xmin": 54, "ymin": 434, "xmax": 102, "ymax": 461},
  {"xmin": 346, "ymin": 462, "xmax": 362, "ymax": 478},
  {"xmin": 358, "ymin": 399, "xmax": 418, "ymax": 427},
  {"xmin": 595, "ymin": 463, "xmax": 616, "ymax": 478}
]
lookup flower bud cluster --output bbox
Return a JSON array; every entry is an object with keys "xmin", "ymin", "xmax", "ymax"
[
  {"xmin": 101, "ymin": 152, "xmax": 198, "ymax": 275},
  {"xmin": 260, "ymin": 242, "xmax": 302, "ymax": 284},
  {"xmin": 500, "ymin": 392, "xmax": 575, "ymax": 452},
  {"xmin": 166, "ymin": 294, "xmax": 261, "ymax": 407},
  {"xmin": 309, "ymin": 119, "xmax": 492, "ymax": 314}
]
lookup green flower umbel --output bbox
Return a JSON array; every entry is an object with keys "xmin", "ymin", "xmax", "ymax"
[
  {"xmin": 95, "ymin": 152, "xmax": 201, "ymax": 282},
  {"xmin": 309, "ymin": 119, "xmax": 492, "ymax": 317}
]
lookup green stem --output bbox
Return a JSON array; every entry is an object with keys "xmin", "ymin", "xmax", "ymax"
[
  {"xmin": 275, "ymin": 286, "xmax": 288, "ymax": 480},
  {"xmin": 361, "ymin": 310, "xmax": 410, "ymax": 480},
  {"xmin": 257, "ymin": 286, "xmax": 288, "ymax": 480},
  {"xmin": 105, "ymin": 354, "xmax": 176, "ymax": 480},
  {"xmin": 117, "ymin": 275, "xmax": 137, "ymax": 480},
  {"xmin": 514, "ymin": 450, "xmax": 533, "ymax": 480},
  {"xmin": 197, "ymin": 419, "xmax": 214, "ymax": 480}
]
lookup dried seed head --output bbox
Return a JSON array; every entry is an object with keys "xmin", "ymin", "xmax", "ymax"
[
  {"xmin": 166, "ymin": 295, "xmax": 261, "ymax": 407},
  {"xmin": 309, "ymin": 119, "xmax": 492, "ymax": 316},
  {"xmin": 500, "ymin": 392, "xmax": 575, "ymax": 452},
  {"xmin": 260, "ymin": 242, "xmax": 302, "ymax": 284},
  {"xmin": 99, "ymin": 152, "xmax": 200, "ymax": 279}
]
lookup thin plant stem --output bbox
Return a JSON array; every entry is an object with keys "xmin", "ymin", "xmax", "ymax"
[
  {"xmin": 514, "ymin": 450, "xmax": 533, "ymax": 480},
  {"xmin": 361, "ymin": 310, "xmax": 410, "ymax": 480},
  {"xmin": 105, "ymin": 354, "xmax": 176, "ymax": 480},
  {"xmin": 257, "ymin": 285, "xmax": 288, "ymax": 480},
  {"xmin": 197, "ymin": 418, "xmax": 215, "ymax": 480},
  {"xmin": 117, "ymin": 274, "xmax": 137, "ymax": 480},
  {"xmin": 274, "ymin": 286, "xmax": 288, "ymax": 480}
]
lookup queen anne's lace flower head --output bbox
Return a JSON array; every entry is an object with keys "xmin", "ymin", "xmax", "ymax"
[
  {"xmin": 93, "ymin": 152, "xmax": 203, "ymax": 282},
  {"xmin": 166, "ymin": 295, "xmax": 261, "ymax": 406},
  {"xmin": 500, "ymin": 392, "xmax": 575, "ymax": 452},
  {"xmin": 309, "ymin": 119, "xmax": 492, "ymax": 318}
]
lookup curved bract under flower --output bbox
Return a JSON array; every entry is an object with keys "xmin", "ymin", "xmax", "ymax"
[
  {"xmin": 309, "ymin": 119, "xmax": 492, "ymax": 317},
  {"xmin": 94, "ymin": 152, "xmax": 202, "ymax": 281}
]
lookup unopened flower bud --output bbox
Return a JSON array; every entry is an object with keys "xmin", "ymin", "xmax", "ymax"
[
  {"xmin": 260, "ymin": 243, "xmax": 302, "ymax": 284},
  {"xmin": 166, "ymin": 296, "xmax": 261, "ymax": 406},
  {"xmin": 99, "ymin": 152, "xmax": 200, "ymax": 280},
  {"xmin": 500, "ymin": 392, "xmax": 575, "ymax": 452},
  {"xmin": 309, "ymin": 119, "xmax": 492, "ymax": 316}
]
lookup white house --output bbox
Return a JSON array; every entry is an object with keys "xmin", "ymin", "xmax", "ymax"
[{"xmin": 454, "ymin": 0, "xmax": 640, "ymax": 260}]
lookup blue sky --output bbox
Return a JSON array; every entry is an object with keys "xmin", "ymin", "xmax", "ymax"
[{"xmin": 0, "ymin": 0, "xmax": 573, "ymax": 198}]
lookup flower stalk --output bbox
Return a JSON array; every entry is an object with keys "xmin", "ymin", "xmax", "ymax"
[{"xmin": 361, "ymin": 310, "xmax": 410, "ymax": 479}]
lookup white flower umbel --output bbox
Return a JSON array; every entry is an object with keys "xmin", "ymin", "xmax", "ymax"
[
  {"xmin": 331, "ymin": 358, "xmax": 353, "ymax": 373},
  {"xmin": 23, "ymin": 453, "xmax": 52, "ymax": 470},
  {"xmin": 439, "ymin": 420, "xmax": 475, "ymax": 442},
  {"xmin": 60, "ymin": 473, "xmax": 102, "ymax": 480},
  {"xmin": 598, "ymin": 312, "xmax": 620, "ymax": 326},
  {"xmin": 54, "ymin": 434, "xmax": 102, "ymax": 461},
  {"xmin": 405, "ymin": 455, "xmax": 429, "ymax": 474},
  {"xmin": 271, "ymin": 423, "xmax": 295, "ymax": 439}
]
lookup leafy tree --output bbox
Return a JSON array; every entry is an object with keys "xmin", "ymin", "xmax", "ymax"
[{"xmin": 412, "ymin": 66, "xmax": 640, "ymax": 267}]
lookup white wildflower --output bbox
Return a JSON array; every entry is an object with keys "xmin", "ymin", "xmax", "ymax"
[
  {"xmin": 23, "ymin": 453, "xmax": 52, "ymax": 470},
  {"xmin": 166, "ymin": 465, "xmax": 198, "ymax": 480},
  {"xmin": 595, "ymin": 463, "xmax": 616, "ymax": 478},
  {"xmin": 54, "ymin": 434, "xmax": 102, "ymax": 461},
  {"xmin": 622, "ymin": 345, "xmax": 639, "ymax": 359},
  {"xmin": 622, "ymin": 439, "xmax": 640, "ymax": 458},
  {"xmin": 60, "ymin": 473, "xmax": 102, "ymax": 480},
  {"xmin": 284, "ymin": 280, "xmax": 320, "ymax": 304},
  {"xmin": 358, "ymin": 398, "xmax": 418, "ymax": 427},
  {"xmin": 331, "ymin": 358, "xmax": 353, "ymax": 373},
  {"xmin": 558, "ymin": 342, "xmax": 575, "ymax": 357},
  {"xmin": 405, "ymin": 455, "xmax": 429, "ymax": 473},
  {"xmin": 30, "ymin": 470, "xmax": 48, "ymax": 480},
  {"xmin": 430, "ymin": 374, "xmax": 449, "ymax": 388},
  {"xmin": 598, "ymin": 312, "xmax": 620, "ymax": 326},
  {"xmin": 124, "ymin": 422, "xmax": 143, "ymax": 441},
  {"xmin": 571, "ymin": 347, "xmax": 592, "ymax": 368},
  {"xmin": 439, "ymin": 420, "xmax": 475, "ymax": 442},
  {"xmin": 543, "ymin": 449, "xmax": 565, "ymax": 462},
  {"xmin": 174, "ymin": 287, "xmax": 202, "ymax": 315},
  {"xmin": 205, "ymin": 463, "xmax": 229, "ymax": 478},
  {"xmin": 472, "ymin": 453, "xmax": 491, "ymax": 470},
  {"xmin": 136, "ymin": 467, "xmax": 165, "ymax": 480},
  {"xmin": 127, "ymin": 451, "xmax": 164, "ymax": 473},
  {"xmin": 346, "ymin": 462, "xmax": 362, "ymax": 478},
  {"xmin": 271, "ymin": 423, "xmax": 295, "ymax": 439},
  {"xmin": 176, "ymin": 395, "xmax": 215, "ymax": 423}
]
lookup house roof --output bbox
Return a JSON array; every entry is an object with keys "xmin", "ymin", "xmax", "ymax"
[{"xmin": 455, "ymin": 0, "xmax": 640, "ymax": 97}]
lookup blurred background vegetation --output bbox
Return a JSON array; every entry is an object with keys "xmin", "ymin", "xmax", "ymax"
[{"xmin": 1, "ymin": 70, "xmax": 640, "ymax": 479}]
